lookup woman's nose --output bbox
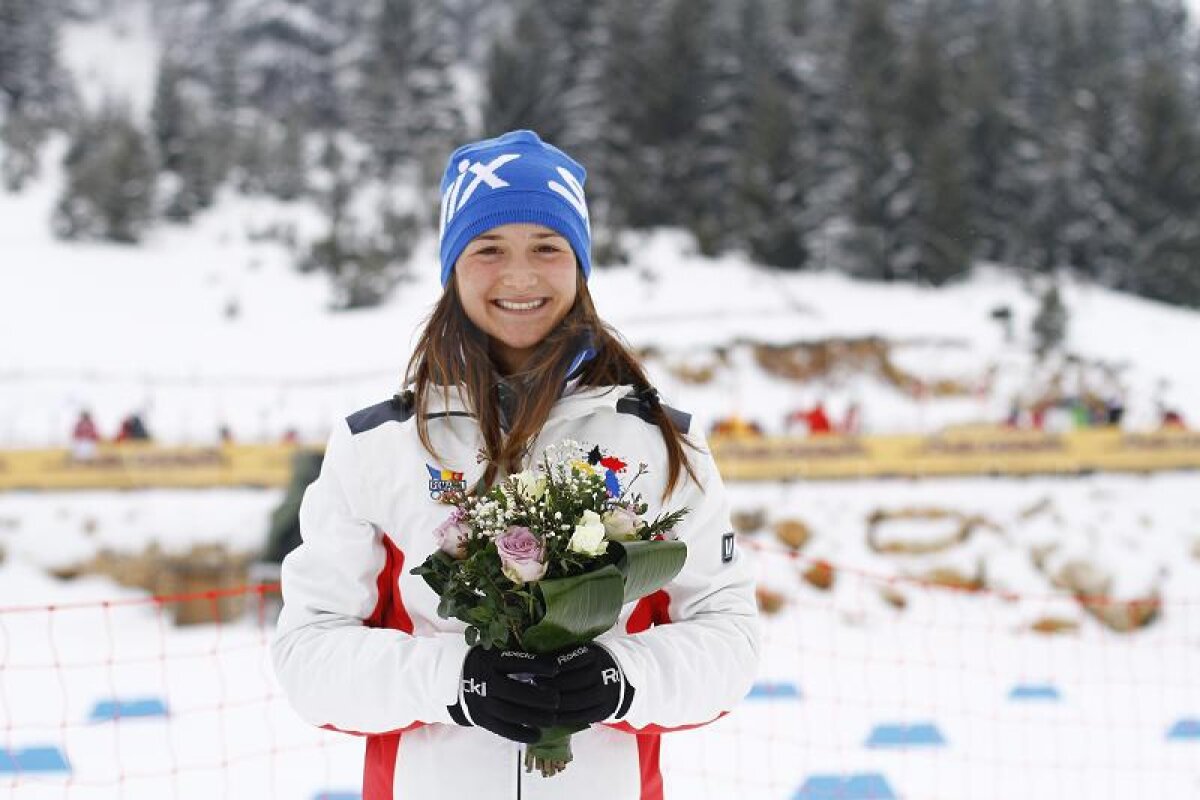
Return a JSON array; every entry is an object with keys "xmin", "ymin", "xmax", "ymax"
[{"xmin": 500, "ymin": 258, "xmax": 538, "ymax": 289}]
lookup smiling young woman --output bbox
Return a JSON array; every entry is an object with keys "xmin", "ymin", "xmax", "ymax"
[{"xmin": 273, "ymin": 130, "xmax": 760, "ymax": 800}]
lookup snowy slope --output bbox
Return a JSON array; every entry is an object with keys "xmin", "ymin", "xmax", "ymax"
[{"xmin": 4, "ymin": 148, "xmax": 1200, "ymax": 447}]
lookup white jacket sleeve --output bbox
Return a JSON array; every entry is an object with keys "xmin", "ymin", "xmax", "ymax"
[
  {"xmin": 271, "ymin": 419, "xmax": 469, "ymax": 733},
  {"xmin": 598, "ymin": 432, "xmax": 761, "ymax": 730}
]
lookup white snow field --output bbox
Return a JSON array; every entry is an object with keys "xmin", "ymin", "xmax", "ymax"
[{"xmin": 2, "ymin": 471, "xmax": 1199, "ymax": 799}]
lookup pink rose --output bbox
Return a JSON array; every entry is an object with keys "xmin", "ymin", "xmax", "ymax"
[
  {"xmin": 496, "ymin": 526, "xmax": 547, "ymax": 585},
  {"xmin": 434, "ymin": 508, "xmax": 470, "ymax": 559}
]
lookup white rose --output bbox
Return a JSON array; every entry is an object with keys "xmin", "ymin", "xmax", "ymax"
[
  {"xmin": 512, "ymin": 470, "xmax": 548, "ymax": 501},
  {"xmin": 602, "ymin": 506, "xmax": 640, "ymax": 541},
  {"xmin": 568, "ymin": 509, "xmax": 609, "ymax": 557}
]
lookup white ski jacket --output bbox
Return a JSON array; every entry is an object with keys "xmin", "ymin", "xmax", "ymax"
[{"xmin": 272, "ymin": 383, "xmax": 760, "ymax": 799}]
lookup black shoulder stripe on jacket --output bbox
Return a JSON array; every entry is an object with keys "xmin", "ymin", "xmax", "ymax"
[
  {"xmin": 615, "ymin": 396, "xmax": 692, "ymax": 435},
  {"xmin": 346, "ymin": 394, "xmax": 416, "ymax": 435}
]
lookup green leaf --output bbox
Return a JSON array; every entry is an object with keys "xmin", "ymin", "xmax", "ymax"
[
  {"xmin": 466, "ymin": 606, "xmax": 493, "ymax": 625},
  {"xmin": 610, "ymin": 540, "xmax": 688, "ymax": 604},
  {"xmin": 522, "ymin": 565, "xmax": 625, "ymax": 653},
  {"xmin": 411, "ymin": 551, "xmax": 455, "ymax": 596}
]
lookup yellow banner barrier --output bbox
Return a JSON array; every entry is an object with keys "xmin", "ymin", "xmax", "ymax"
[
  {"xmin": 710, "ymin": 427, "xmax": 1200, "ymax": 480},
  {"xmin": 1, "ymin": 428, "xmax": 1197, "ymax": 490},
  {"xmin": 0, "ymin": 443, "xmax": 315, "ymax": 491}
]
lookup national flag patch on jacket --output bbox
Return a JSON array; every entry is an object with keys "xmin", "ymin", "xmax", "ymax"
[{"xmin": 426, "ymin": 464, "xmax": 466, "ymax": 499}]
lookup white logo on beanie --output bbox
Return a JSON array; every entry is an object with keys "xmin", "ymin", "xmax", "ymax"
[
  {"xmin": 439, "ymin": 153, "xmax": 522, "ymax": 238},
  {"xmin": 547, "ymin": 166, "xmax": 590, "ymax": 234}
]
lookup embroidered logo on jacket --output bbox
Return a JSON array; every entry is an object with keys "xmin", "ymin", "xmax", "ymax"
[
  {"xmin": 427, "ymin": 464, "xmax": 467, "ymax": 501},
  {"xmin": 722, "ymin": 532, "xmax": 736, "ymax": 563}
]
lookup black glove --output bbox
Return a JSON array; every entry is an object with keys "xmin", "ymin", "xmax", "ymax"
[
  {"xmin": 448, "ymin": 647, "xmax": 560, "ymax": 744},
  {"xmin": 544, "ymin": 643, "xmax": 635, "ymax": 728}
]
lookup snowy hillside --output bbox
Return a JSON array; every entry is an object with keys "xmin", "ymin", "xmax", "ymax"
[
  {"xmin": 3, "ymin": 142, "xmax": 1200, "ymax": 448},
  {"xmin": 5, "ymin": 0, "xmax": 1200, "ymax": 447}
]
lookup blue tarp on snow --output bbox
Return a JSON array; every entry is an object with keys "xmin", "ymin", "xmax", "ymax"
[
  {"xmin": 1167, "ymin": 719, "xmax": 1200, "ymax": 740},
  {"xmin": 1009, "ymin": 684, "xmax": 1061, "ymax": 701},
  {"xmin": 747, "ymin": 681, "xmax": 802, "ymax": 700},
  {"xmin": 0, "ymin": 747, "xmax": 70, "ymax": 774},
  {"xmin": 88, "ymin": 698, "xmax": 169, "ymax": 722},
  {"xmin": 794, "ymin": 773, "xmax": 897, "ymax": 800},
  {"xmin": 865, "ymin": 722, "xmax": 946, "ymax": 748}
]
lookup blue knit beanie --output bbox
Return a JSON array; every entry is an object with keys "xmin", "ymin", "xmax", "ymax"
[{"xmin": 438, "ymin": 130, "xmax": 591, "ymax": 286}]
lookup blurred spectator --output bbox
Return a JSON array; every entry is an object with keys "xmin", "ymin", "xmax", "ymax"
[
  {"xmin": 1004, "ymin": 399, "xmax": 1022, "ymax": 429},
  {"xmin": 840, "ymin": 401, "xmax": 861, "ymax": 435},
  {"xmin": 281, "ymin": 427, "xmax": 300, "ymax": 445},
  {"xmin": 1160, "ymin": 405, "xmax": 1187, "ymax": 430},
  {"xmin": 1068, "ymin": 397, "xmax": 1091, "ymax": 429},
  {"xmin": 1030, "ymin": 400, "xmax": 1048, "ymax": 431},
  {"xmin": 1043, "ymin": 401, "xmax": 1076, "ymax": 433},
  {"xmin": 805, "ymin": 402, "xmax": 833, "ymax": 435},
  {"xmin": 1104, "ymin": 395, "xmax": 1125, "ymax": 427},
  {"xmin": 710, "ymin": 416, "xmax": 764, "ymax": 438},
  {"xmin": 114, "ymin": 413, "xmax": 151, "ymax": 443},
  {"xmin": 785, "ymin": 402, "xmax": 833, "ymax": 435},
  {"xmin": 218, "ymin": 424, "xmax": 234, "ymax": 445},
  {"xmin": 71, "ymin": 410, "xmax": 100, "ymax": 460}
]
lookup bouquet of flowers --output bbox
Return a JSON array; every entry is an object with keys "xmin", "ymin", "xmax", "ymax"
[{"xmin": 411, "ymin": 439, "xmax": 689, "ymax": 777}]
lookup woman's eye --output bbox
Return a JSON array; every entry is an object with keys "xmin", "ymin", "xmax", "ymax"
[
  {"xmin": 537, "ymin": 245, "xmax": 562, "ymax": 253},
  {"xmin": 473, "ymin": 246, "xmax": 501, "ymax": 256}
]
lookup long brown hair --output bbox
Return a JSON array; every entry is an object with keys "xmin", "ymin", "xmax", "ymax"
[{"xmin": 403, "ymin": 271, "xmax": 700, "ymax": 498}]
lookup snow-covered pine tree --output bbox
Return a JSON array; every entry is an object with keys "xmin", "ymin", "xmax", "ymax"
[
  {"xmin": 686, "ymin": 0, "xmax": 742, "ymax": 256},
  {"xmin": 1121, "ymin": 56, "xmax": 1200, "ymax": 307},
  {"xmin": 891, "ymin": 6, "xmax": 972, "ymax": 285},
  {"xmin": 1032, "ymin": 282, "xmax": 1067, "ymax": 359},
  {"xmin": 234, "ymin": 0, "xmax": 341, "ymax": 129},
  {"xmin": 0, "ymin": 0, "xmax": 75, "ymax": 189},
  {"xmin": 150, "ymin": 54, "xmax": 220, "ymax": 220},
  {"xmin": 351, "ymin": 0, "xmax": 462, "ymax": 187},
  {"xmin": 352, "ymin": 0, "xmax": 415, "ymax": 175},
  {"xmin": 481, "ymin": 0, "xmax": 593, "ymax": 144},
  {"xmin": 556, "ymin": 2, "xmax": 621, "ymax": 262},
  {"xmin": 53, "ymin": 102, "xmax": 156, "ymax": 243},
  {"xmin": 302, "ymin": 133, "xmax": 417, "ymax": 309},
  {"xmin": 403, "ymin": 3, "xmax": 465, "ymax": 194},
  {"xmin": 481, "ymin": 2, "xmax": 562, "ymax": 140},
  {"xmin": 958, "ymin": 3, "xmax": 1040, "ymax": 271},
  {"xmin": 585, "ymin": 0, "xmax": 655, "ymax": 235},
  {"xmin": 151, "ymin": 55, "xmax": 189, "ymax": 174},
  {"xmin": 263, "ymin": 110, "xmax": 308, "ymax": 201},
  {"xmin": 834, "ymin": 0, "xmax": 910, "ymax": 280},
  {"xmin": 726, "ymin": 0, "xmax": 811, "ymax": 268}
]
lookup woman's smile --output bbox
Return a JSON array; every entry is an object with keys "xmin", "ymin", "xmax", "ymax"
[{"xmin": 493, "ymin": 297, "xmax": 550, "ymax": 313}]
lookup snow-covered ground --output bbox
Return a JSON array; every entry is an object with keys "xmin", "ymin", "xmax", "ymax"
[{"xmin": 2, "ymin": 473, "xmax": 1199, "ymax": 799}]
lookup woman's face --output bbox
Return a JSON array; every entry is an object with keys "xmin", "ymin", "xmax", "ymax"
[{"xmin": 454, "ymin": 223, "xmax": 578, "ymax": 375}]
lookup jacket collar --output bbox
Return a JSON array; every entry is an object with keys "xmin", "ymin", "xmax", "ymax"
[{"xmin": 422, "ymin": 382, "xmax": 634, "ymax": 426}]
